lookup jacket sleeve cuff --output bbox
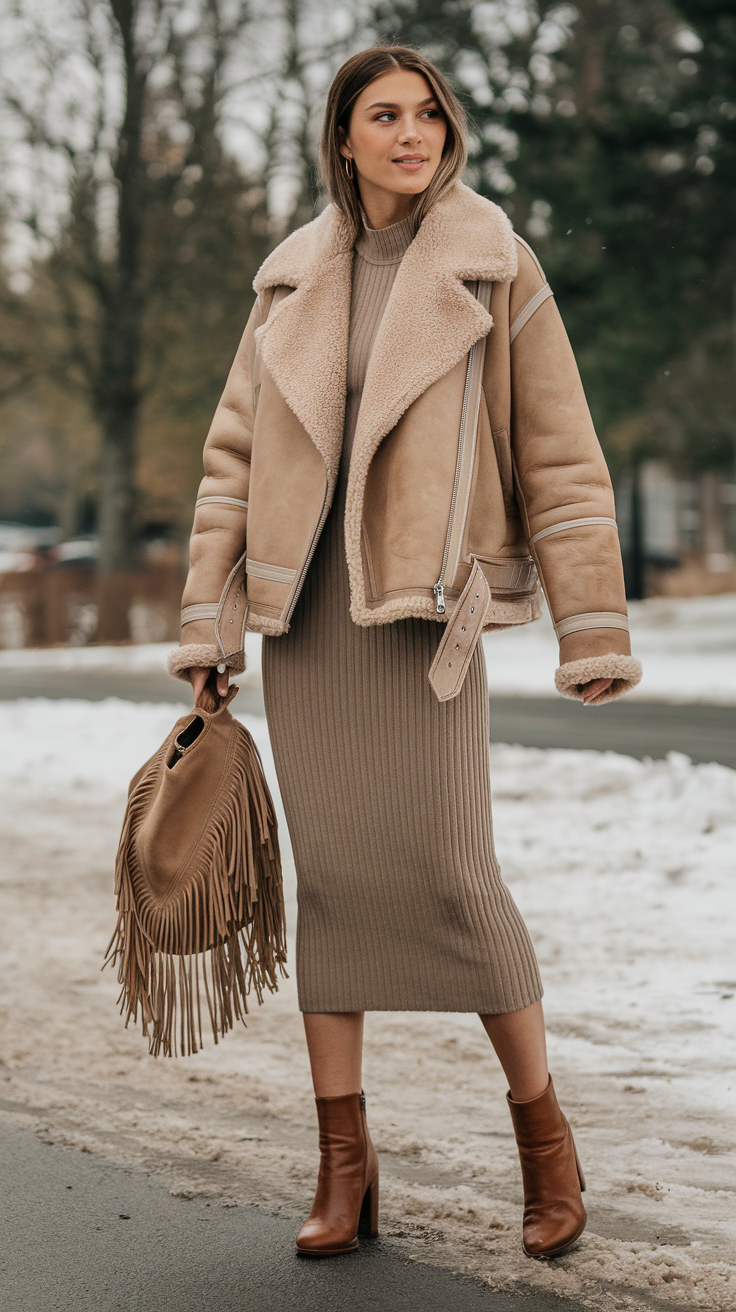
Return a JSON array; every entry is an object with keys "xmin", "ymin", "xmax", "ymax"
[
  {"xmin": 555, "ymin": 654, "xmax": 642, "ymax": 704},
  {"xmin": 167, "ymin": 644, "xmax": 247, "ymax": 682}
]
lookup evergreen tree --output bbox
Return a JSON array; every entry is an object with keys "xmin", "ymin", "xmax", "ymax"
[{"xmin": 373, "ymin": 0, "xmax": 736, "ymax": 453}]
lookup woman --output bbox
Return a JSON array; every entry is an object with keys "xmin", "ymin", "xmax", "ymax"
[{"xmin": 170, "ymin": 46, "xmax": 641, "ymax": 1259}]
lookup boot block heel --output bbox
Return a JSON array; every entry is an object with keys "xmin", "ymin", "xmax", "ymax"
[
  {"xmin": 573, "ymin": 1140, "xmax": 586, "ymax": 1193},
  {"xmin": 358, "ymin": 1175, "xmax": 379, "ymax": 1237}
]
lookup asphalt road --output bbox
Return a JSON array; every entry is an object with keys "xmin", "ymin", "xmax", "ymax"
[
  {"xmin": 488, "ymin": 695, "xmax": 736, "ymax": 768},
  {"xmin": 0, "ymin": 667, "xmax": 267, "ymax": 717},
  {"xmin": 0, "ymin": 1120, "xmax": 585, "ymax": 1312},
  {"xmin": 1, "ymin": 667, "xmax": 735, "ymax": 766}
]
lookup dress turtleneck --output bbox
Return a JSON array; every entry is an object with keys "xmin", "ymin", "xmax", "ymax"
[
  {"xmin": 347, "ymin": 215, "xmax": 415, "ymax": 396},
  {"xmin": 354, "ymin": 213, "xmax": 415, "ymax": 265}
]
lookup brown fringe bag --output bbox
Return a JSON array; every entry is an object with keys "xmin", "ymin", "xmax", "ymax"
[{"xmin": 104, "ymin": 684, "xmax": 286, "ymax": 1057}]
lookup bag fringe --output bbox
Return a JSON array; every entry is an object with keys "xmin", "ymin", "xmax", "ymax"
[{"xmin": 103, "ymin": 721, "xmax": 287, "ymax": 1058}]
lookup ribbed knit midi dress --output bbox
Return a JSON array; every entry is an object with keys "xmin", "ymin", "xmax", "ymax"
[{"xmin": 262, "ymin": 215, "xmax": 543, "ymax": 1015}]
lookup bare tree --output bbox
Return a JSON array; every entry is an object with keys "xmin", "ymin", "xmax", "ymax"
[
  {"xmin": 4, "ymin": 0, "xmax": 252, "ymax": 636},
  {"xmin": 251, "ymin": 0, "xmax": 370, "ymax": 235},
  {"xmin": 2, "ymin": 0, "xmax": 369, "ymax": 636}
]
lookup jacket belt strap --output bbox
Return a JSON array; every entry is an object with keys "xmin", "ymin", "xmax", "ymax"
[
  {"xmin": 214, "ymin": 550, "xmax": 248, "ymax": 661},
  {"xmin": 428, "ymin": 557, "xmax": 491, "ymax": 702}
]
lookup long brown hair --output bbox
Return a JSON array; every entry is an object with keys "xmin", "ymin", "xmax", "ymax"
[{"xmin": 320, "ymin": 46, "xmax": 467, "ymax": 239}]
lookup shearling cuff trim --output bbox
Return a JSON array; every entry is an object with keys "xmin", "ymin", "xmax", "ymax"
[
  {"xmin": 555, "ymin": 654, "xmax": 643, "ymax": 705},
  {"xmin": 167, "ymin": 644, "xmax": 246, "ymax": 682},
  {"xmin": 246, "ymin": 613, "xmax": 289, "ymax": 637}
]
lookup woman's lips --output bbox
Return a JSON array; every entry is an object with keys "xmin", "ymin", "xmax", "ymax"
[{"xmin": 392, "ymin": 157, "xmax": 428, "ymax": 172}]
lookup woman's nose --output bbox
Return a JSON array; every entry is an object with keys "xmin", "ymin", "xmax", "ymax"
[{"xmin": 397, "ymin": 118, "xmax": 421, "ymax": 143}]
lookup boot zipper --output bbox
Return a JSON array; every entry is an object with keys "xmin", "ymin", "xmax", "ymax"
[{"xmin": 433, "ymin": 308, "xmax": 478, "ymax": 614}]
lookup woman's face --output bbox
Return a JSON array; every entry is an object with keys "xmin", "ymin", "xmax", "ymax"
[{"xmin": 340, "ymin": 69, "xmax": 448, "ymax": 206}]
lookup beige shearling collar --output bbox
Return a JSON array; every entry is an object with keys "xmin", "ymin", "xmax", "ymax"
[{"xmin": 252, "ymin": 181, "xmax": 518, "ymax": 482}]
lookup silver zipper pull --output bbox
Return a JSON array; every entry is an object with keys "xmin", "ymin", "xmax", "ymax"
[{"xmin": 433, "ymin": 582, "xmax": 446, "ymax": 614}]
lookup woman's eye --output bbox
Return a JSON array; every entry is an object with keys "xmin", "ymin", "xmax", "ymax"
[{"xmin": 373, "ymin": 107, "xmax": 442, "ymax": 123}]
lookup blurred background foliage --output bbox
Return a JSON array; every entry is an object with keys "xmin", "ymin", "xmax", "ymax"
[
  {"xmin": 378, "ymin": 0, "xmax": 736, "ymax": 473},
  {"xmin": 0, "ymin": 0, "xmax": 735, "ymax": 632}
]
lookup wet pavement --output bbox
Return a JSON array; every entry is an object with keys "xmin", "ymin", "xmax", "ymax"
[{"xmin": 0, "ymin": 1119, "xmax": 588, "ymax": 1312}]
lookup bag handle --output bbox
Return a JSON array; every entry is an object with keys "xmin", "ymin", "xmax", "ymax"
[{"xmin": 195, "ymin": 672, "xmax": 239, "ymax": 715}]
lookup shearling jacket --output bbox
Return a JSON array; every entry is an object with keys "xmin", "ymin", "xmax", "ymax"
[{"xmin": 170, "ymin": 181, "xmax": 641, "ymax": 703}]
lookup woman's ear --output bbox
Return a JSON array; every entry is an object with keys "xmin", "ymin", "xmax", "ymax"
[{"xmin": 338, "ymin": 127, "xmax": 352, "ymax": 161}]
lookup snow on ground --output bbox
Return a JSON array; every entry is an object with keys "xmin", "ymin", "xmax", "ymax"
[
  {"xmin": 2, "ymin": 592, "xmax": 736, "ymax": 704},
  {"xmin": 1, "ymin": 697, "xmax": 734, "ymax": 1310}
]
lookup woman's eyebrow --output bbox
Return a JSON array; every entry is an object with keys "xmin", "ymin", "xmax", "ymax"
[{"xmin": 365, "ymin": 96, "xmax": 438, "ymax": 111}]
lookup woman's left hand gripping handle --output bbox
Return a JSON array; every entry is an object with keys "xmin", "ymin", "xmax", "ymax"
[{"xmin": 189, "ymin": 665, "xmax": 231, "ymax": 712}]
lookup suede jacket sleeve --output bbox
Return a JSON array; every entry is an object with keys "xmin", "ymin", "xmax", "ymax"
[
  {"xmin": 508, "ymin": 242, "xmax": 641, "ymax": 704},
  {"xmin": 168, "ymin": 295, "xmax": 263, "ymax": 680}
]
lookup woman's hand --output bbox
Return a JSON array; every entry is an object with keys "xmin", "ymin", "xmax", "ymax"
[
  {"xmin": 189, "ymin": 665, "xmax": 230, "ymax": 708},
  {"xmin": 580, "ymin": 677, "xmax": 614, "ymax": 705}
]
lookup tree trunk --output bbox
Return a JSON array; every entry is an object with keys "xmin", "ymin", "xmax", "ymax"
[
  {"xmin": 95, "ymin": 0, "xmax": 146, "ymax": 640},
  {"xmin": 96, "ymin": 400, "xmax": 138, "ymax": 640},
  {"xmin": 98, "ymin": 405, "xmax": 137, "ymax": 572}
]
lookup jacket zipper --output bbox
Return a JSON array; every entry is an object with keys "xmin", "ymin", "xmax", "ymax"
[
  {"xmin": 285, "ymin": 473, "xmax": 333, "ymax": 623},
  {"xmin": 433, "ymin": 324, "xmax": 478, "ymax": 615}
]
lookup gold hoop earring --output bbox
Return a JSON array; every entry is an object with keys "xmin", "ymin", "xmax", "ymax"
[{"xmin": 344, "ymin": 156, "xmax": 353, "ymax": 180}]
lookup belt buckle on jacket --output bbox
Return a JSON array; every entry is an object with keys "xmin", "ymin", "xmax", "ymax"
[{"xmin": 427, "ymin": 557, "xmax": 491, "ymax": 702}]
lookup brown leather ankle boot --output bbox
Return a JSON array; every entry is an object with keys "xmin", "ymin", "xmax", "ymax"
[
  {"xmin": 507, "ymin": 1074, "xmax": 587, "ymax": 1259},
  {"xmin": 296, "ymin": 1091, "xmax": 379, "ymax": 1256}
]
